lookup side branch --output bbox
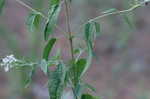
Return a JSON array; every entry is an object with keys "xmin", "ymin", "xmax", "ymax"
[
  {"xmin": 15, "ymin": 0, "xmax": 47, "ymax": 19},
  {"xmin": 14, "ymin": 0, "xmax": 66, "ymax": 35},
  {"xmin": 76, "ymin": 1, "xmax": 149, "ymax": 31}
]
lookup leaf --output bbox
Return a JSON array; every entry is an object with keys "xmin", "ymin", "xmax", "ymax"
[
  {"xmin": 84, "ymin": 22, "xmax": 92, "ymax": 42},
  {"xmin": 48, "ymin": 63, "xmax": 66, "ymax": 99},
  {"xmin": 75, "ymin": 59, "xmax": 86, "ymax": 79},
  {"xmin": 82, "ymin": 21, "xmax": 101, "ymax": 76},
  {"xmin": 44, "ymin": 1, "xmax": 61, "ymax": 41},
  {"xmin": 81, "ymin": 93, "xmax": 100, "ymax": 99},
  {"xmin": 94, "ymin": 22, "xmax": 101, "ymax": 36},
  {"xmin": 24, "ymin": 66, "xmax": 36, "ymax": 88},
  {"xmin": 43, "ymin": 38, "xmax": 56, "ymax": 61},
  {"xmin": 40, "ymin": 59, "xmax": 48, "ymax": 74},
  {"xmin": 82, "ymin": 22, "xmax": 94, "ymax": 76},
  {"xmin": 0, "ymin": 0, "xmax": 5, "ymax": 13},
  {"xmin": 50, "ymin": 0, "xmax": 60, "ymax": 5},
  {"xmin": 26, "ymin": 12, "xmax": 41, "ymax": 32},
  {"xmin": 68, "ymin": 59, "xmax": 87, "ymax": 87}
]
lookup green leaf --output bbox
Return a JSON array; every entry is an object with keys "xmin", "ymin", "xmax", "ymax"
[
  {"xmin": 40, "ymin": 59, "xmax": 48, "ymax": 74},
  {"xmin": 82, "ymin": 22, "xmax": 94, "ymax": 76},
  {"xmin": 48, "ymin": 63, "xmax": 66, "ymax": 99},
  {"xmin": 50, "ymin": 0, "xmax": 60, "ymax": 5},
  {"xmin": 85, "ymin": 22, "xmax": 92, "ymax": 42},
  {"xmin": 26, "ymin": 12, "xmax": 41, "ymax": 32},
  {"xmin": 0, "ymin": 0, "xmax": 5, "ymax": 13},
  {"xmin": 83, "ymin": 21, "xmax": 101, "ymax": 76},
  {"xmin": 43, "ymin": 38, "xmax": 57, "ymax": 61},
  {"xmin": 94, "ymin": 22, "xmax": 101, "ymax": 36},
  {"xmin": 24, "ymin": 66, "xmax": 36, "ymax": 88},
  {"xmin": 44, "ymin": 2, "xmax": 61, "ymax": 41},
  {"xmin": 81, "ymin": 93, "xmax": 100, "ymax": 99},
  {"xmin": 74, "ymin": 82, "xmax": 96, "ymax": 98},
  {"xmin": 75, "ymin": 59, "xmax": 87, "ymax": 79}
]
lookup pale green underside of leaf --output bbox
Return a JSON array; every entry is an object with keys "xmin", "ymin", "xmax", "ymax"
[
  {"xmin": 44, "ymin": 3, "xmax": 61, "ymax": 41},
  {"xmin": 40, "ymin": 59, "xmax": 48, "ymax": 74},
  {"xmin": 24, "ymin": 66, "xmax": 36, "ymax": 88},
  {"xmin": 26, "ymin": 12, "xmax": 41, "ymax": 32},
  {"xmin": 48, "ymin": 63, "xmax": 66, "ymax": 99},
  {"xmin": 82, "ymin": 21, "xmax": 101, "ymax": 76}
]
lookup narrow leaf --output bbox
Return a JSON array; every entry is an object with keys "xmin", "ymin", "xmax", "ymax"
[
  {"xmin": 40, "ymin": 59, "xmax": 48, "ymax": 74},
  {"xmin": 82, "ymin": 22, "xmax": 94, "ymax": 76},
  {"xmin": 50, "ymin": 0, "xmax": 60, "ymax": 5},
  {"xmin": 94, "ymin": 22, "xmax": 101, "ymax": 36},
  {"xmin": 48, "ymin": 63, "xmax": 66, "ymax": 99},
  {"xmin": 26, "ymin": 12, "xmax": 41, "ymax": 32},
  {"xmin": 44, "ymin": 3, "xmax": 61, "ymax": 40},
  {"xmin": 43, "ymin": 38, "xmax": 56, "ymax": 61},
  {"xmin": 24, "ymin": 66, "xmax": 36, "ymax": 88},
  {"xmin": 81, "ymin": 94, "xmax": 100, "ymax": 99},
  {"xmin": 75, "ymin": 59, "xmax": 86, "ymax": 79},
  {"xmin": 85, "ymin": 22, "xmax": 92, "ymax": 41}
]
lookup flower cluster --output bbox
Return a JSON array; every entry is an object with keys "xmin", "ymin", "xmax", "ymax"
[{"xmin": 0, "ymin": 55, "xmax": 18, "ymax": 72}]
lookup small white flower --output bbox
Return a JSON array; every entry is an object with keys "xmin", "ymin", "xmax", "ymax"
[
  {"xmin": 0, "ymin": 54, "xmax": 18, "ymax": 72},
  {"xmin": 4, "ymin": 65, "xmax": 9, "ymax": 72}
]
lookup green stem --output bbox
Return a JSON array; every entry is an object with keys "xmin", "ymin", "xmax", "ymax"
[
  {"xmin": 14, "ymin": 0, "xmax": 66, "ymax": 35},
  {"xmin": 74, "ymin": 1, "xmax": 148, "ymax": 32},
  {"xmin": 64, "ymin": 0, "xmax": 78, "ymax": 99}
]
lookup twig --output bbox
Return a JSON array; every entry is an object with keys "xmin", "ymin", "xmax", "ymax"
[
  {"xmin": 74, "ymin": 1, "xmax": 148, "ymax": 31},
  {"xmin": 14, "ymin": 0, "xmax": 67, "ymax": 35}
]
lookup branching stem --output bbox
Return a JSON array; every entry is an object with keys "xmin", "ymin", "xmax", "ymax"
[
  {"xmin": 75, "ymin": 1, "xmax": 148, "ymax": 31},
  {"xmin": 64, "ymin": 0, "xmax": 79, "ymax": 99},
  {"xmin": 14, "ymin": 0, "xmax": 66, "ymax": 35}
]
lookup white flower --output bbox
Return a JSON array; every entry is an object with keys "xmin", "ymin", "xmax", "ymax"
[{"xmin": 0, "ymin": 55, "xmax": 18, "ymax": 72}]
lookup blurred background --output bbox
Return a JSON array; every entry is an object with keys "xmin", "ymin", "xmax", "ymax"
[{"xmin": 0, "ymin": 0, "xmax": 150, "ymax": 99}]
